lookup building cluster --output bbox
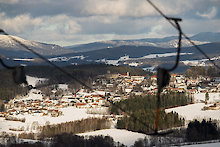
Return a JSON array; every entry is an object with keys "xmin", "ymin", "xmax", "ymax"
[
  {"xmin": 168, "ymin": 74, "xmax": 220, "ymax": 94},
  {"xmin": 1, "ymin": 72, "xmax": 220, "ymax": 118},
  {"xmin": 95, "ymin": 72, "xmax": 220, "ymax": 96},
  {"xmin": 95, "ymin": 72, "xmax": 146, "ymax": 97},
  {"xmin": 1, "ymin": 89, "xmax": 107, "ymax": 118}
]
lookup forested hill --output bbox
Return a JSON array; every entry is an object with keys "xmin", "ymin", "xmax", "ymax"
[
  {"xmin": 0, "ymin": 64, "xmax": 151, "ymax": 101},
  {"xmin": 0, "ymin": 69, "xmax": 28, "ymax": 101},
  {"xmin": 25, "ymin": 64, "xmax": 152, "ymax": 81}
]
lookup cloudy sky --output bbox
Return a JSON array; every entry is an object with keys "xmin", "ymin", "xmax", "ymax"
[{"xmin": 0, "ymin": 0, "xmax": 220, "ymax": 46}]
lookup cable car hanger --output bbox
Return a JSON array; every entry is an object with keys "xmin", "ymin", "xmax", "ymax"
[{"xmin": 154, "ymin": 17, "xmax": 182, "ymax": 135}]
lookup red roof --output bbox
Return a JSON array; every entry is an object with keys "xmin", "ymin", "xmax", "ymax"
[
  {"xmin": 171, "ymin": 74, "xmax": 178, "ymax": 77},
  {"xmin": 76, "ymin": 103, "xmax": 86, "ymax": 106},
  {"xmin": 92, "ymin": 95, "xmax": 103, "ymax": 97}
]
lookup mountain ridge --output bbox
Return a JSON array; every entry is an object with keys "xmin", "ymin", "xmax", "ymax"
[
  {"xmin": 0, "ymin": 35, "xmax": 73, "ymax": 58},
  {"xmin": 0, "ymin": 32, "xmax": 220, "ymax": 73},
  {"xmin": 66, "ymin": 32, "xmax": 220, "ymax": 53}
]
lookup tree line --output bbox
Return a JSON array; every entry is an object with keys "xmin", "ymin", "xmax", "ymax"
[
  {"xmin": 25, "ymin": 64, "xmax": 152, "ymax": 90},
  {"xmin": 110, "ymin": 93, "xmax": 191, "ymax": 133},
  {"xmin": 186, "ymin": 119, "xmax": 219, "ymax": 142},
  {"xmin": 18, "ymin": 117, "xmax": 111, "ymax": 139},
  {"xmin": 4, "ymin": 134, "xmax": 126, "ymax": 147},
  {"xmin": 7, "ymin": 119, "xmax": 220, "ymax": 146},
  {"xmin": 0, "ymin": 69, "xmax": 28, "ymax": 101},
  {"xmin": 185, "ymin": 66, "xmax": 219, "ymax": 78}
]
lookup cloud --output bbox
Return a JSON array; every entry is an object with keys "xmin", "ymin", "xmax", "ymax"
[
  {"xmin": 0, "ymin": 13, "xmax": 42, "ymax": 34},
  {"xmin": 182, "ymin": 18, "xmax": 220, "ymax": 34},
  {"xmin": 196, "ymin": 7, "xmax": 217, "ymax": 19},
  {"xmin": 0, "ymin": 0, "xmax": 220, "ymax": 46},
  {"xmin": 40, "ymin": 15, "xmax": 81, "ymax": 34},
  {"xmin": 0, "ymin": 0, "xmax": 200, "ymax": 18},
  {"xmin": 0, "ymin": 0, "xmax": 18, "ymax": 4},
  {"xmin": 0, "ymin": 13, "xmax": 81, "ymax": 45},
  {"xmin": 83, "ymin": 0, "xmax": 188, "ymax": 17},
  {"xmin": 0, "ymin": 13, "xmax": 81, "ymax": 34}
]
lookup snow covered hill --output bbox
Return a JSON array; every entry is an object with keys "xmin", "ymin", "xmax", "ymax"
[
  {"xmin": 67, "ymin": 32, "xmax": 218, "ymax": 53},
  {"xmin": 78, "ymin": 129, "xmax": 149, "ymax": 146},
  {"xmin": 68, "ymin": 38, "xmax": 208, "ymax": 53},
  {"xmin": 1, "ymin": 33, "xmax": 219, "ymax": 72},
  {"xmin": 0, "ymin": 35, "xmax": 72, "ymax": 57}
]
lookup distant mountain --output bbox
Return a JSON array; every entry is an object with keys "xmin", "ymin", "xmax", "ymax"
[
  {"xmin": 0, "ymin": 35, "xmax": 73, "ymax": 58},
  {"xmin": 67, "ymin": 33, "xmax": 213, "ymax": 53},
  {"xmin": 191, "ymin": 32, "xmax": 220, "ymax": 42},
  {"xmin": 65, "ymin": 42, "xmax": 115, "ymax": 53},
  {"xmin": 61, "ymin": 42, "xmax": 220, "ymax": 61},
  {"xmin": 1, "ymin": 33, "xmax": 220, "ymax": 73}
]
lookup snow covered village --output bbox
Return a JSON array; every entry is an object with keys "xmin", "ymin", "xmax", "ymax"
[{"xmin": 0, "ymin": 68, "xmax": 220, "ymax": 146}]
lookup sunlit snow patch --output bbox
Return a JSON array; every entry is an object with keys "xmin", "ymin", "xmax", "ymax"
[
  {"xmin": 49, "ymin": 55, "xmax": 86, "ymax": 62},
  {"xmin": 96, "ymin": 53, "xmax": 192, "ymax": 66},
  {"xmin": 165, "ymin": 103, "xmax": 220, "ymax": 124},
  {"xmin": 13, "ymin": 58, "xmax": 35, "ymax": 62},
  {"xmin": 182, "ymin": 56, "xmax": 220, "ymax": 66},
  {"xmin": 78, "ymin": 129, "xmax": 149, "ymax": 147},
  {"xmin": 142, "ymin": 66, "xmax": 156, "ymax": 72},
  {"xmin": 26, "ymin": 76, "xmax": 47, "ymax": 87}
]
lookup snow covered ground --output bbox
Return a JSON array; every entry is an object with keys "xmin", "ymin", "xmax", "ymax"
[
  {"xmin": 2, "ymin": 75, "xmax": 220, "ymax": 147},
  {"xmin": 96, "ymin": 53, "xmax": 192, "ymax": 66},
  {"xmin": 58, "ymin": 84, "xmax": 68, "ymax": 90},
  {"xmin": 142, "ymin": 66, "xmax": 156, "ymax": 72},
  {"xmin": 166, "ymin": 93, "xmax": 220, "ymax": 125},
  {"xmin": 0, "ymin": 76, "xmax": 105, "ymax": 134},
  {"xmin": 184, "ymin": 142, "xmax": 220, "ymax": 147},
  {"xmin": 78, "ymin": 129, "xmax": 149, "ymax": 146},
  {"xmin": 165, "ymin": 103, "xmax": 220, "ymax": 123},
  {"xmin": 182, "ymin": 56, "xmax": 220, "ymax": 67},
  {"xmin": 20, "ymin": 89, "xmax": 43, "ymax": 100},
  {"xmin": 193, "ymin": 93, "xmax": 220, "ymax": 103},
  {"xmin": 13, "ymin": 58, "xmax": 35, "ymax": 62},
  {"xmin": 26, "ymin": 76, "xmax": 47, "ymax": 87},
  {"xmin": 49, "ymin": 55, "xmax": 86, "ymax": 62},
  {"xmin": 20, "ymin": 76, "xmax": 46, "ymax": 100},
  {"xmin": 0, "ymin": 107, "xmax": 104, "ymax": 134}
]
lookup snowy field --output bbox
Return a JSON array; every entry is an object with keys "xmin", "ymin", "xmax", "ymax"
[
  {"xmin": 0, "ymin": 107, "xmax": 104, "ymax": 134},
  {"xmin": 26, "ymin": 76, "xmax": 47, "ymax": 87},
  {"xmin": 2, "ymin": 76, "xmax": 220, "ymax": 146},
  {"xmin": 49, "ymin": 55, "xmax": 86, "ymax": 62},
  {"xmin": 166, "ymin": 103, "xmax": 220, "ymax": 123},
  {"xmin": 184, "ymin": 142, "xmax": 220, "ymax": 147},
  {"xmin": 78, "ymin": 129, "xmax": 149, "ymax": 146},
  {"xmin": 182, "ymin": 56, "xmax": 220, "ymax": 67},
  {"xmin": 20, "ymin": 89, "xmax": 43, "ymax": 100},
  {"xmin": 194, "ymin": 93, "xmax": 220, "ymax": 103},
  {"xmin": 96, "ymin": 53, "xmax": 192, "ymax": 66},
  {"xmin": 166, "ymin": 93, "xmax": 220, "ymax": 124},
  {"xmin": 0, "ymin": 76, "xmax": 104, "ymax": 134}
]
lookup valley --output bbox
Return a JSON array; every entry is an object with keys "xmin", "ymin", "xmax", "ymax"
[{"xmin": 0, "ymin": 32, "xmax": 220, "ymax": 146}]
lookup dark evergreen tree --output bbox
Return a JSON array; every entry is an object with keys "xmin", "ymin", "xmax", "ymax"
[
  {"xmin": 110, "ymin": 93, "xmax": 188, "ymax": 134},
  {"xmin": 186, "ymin": 119, "xmax": 219, "ymax": 142}
]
